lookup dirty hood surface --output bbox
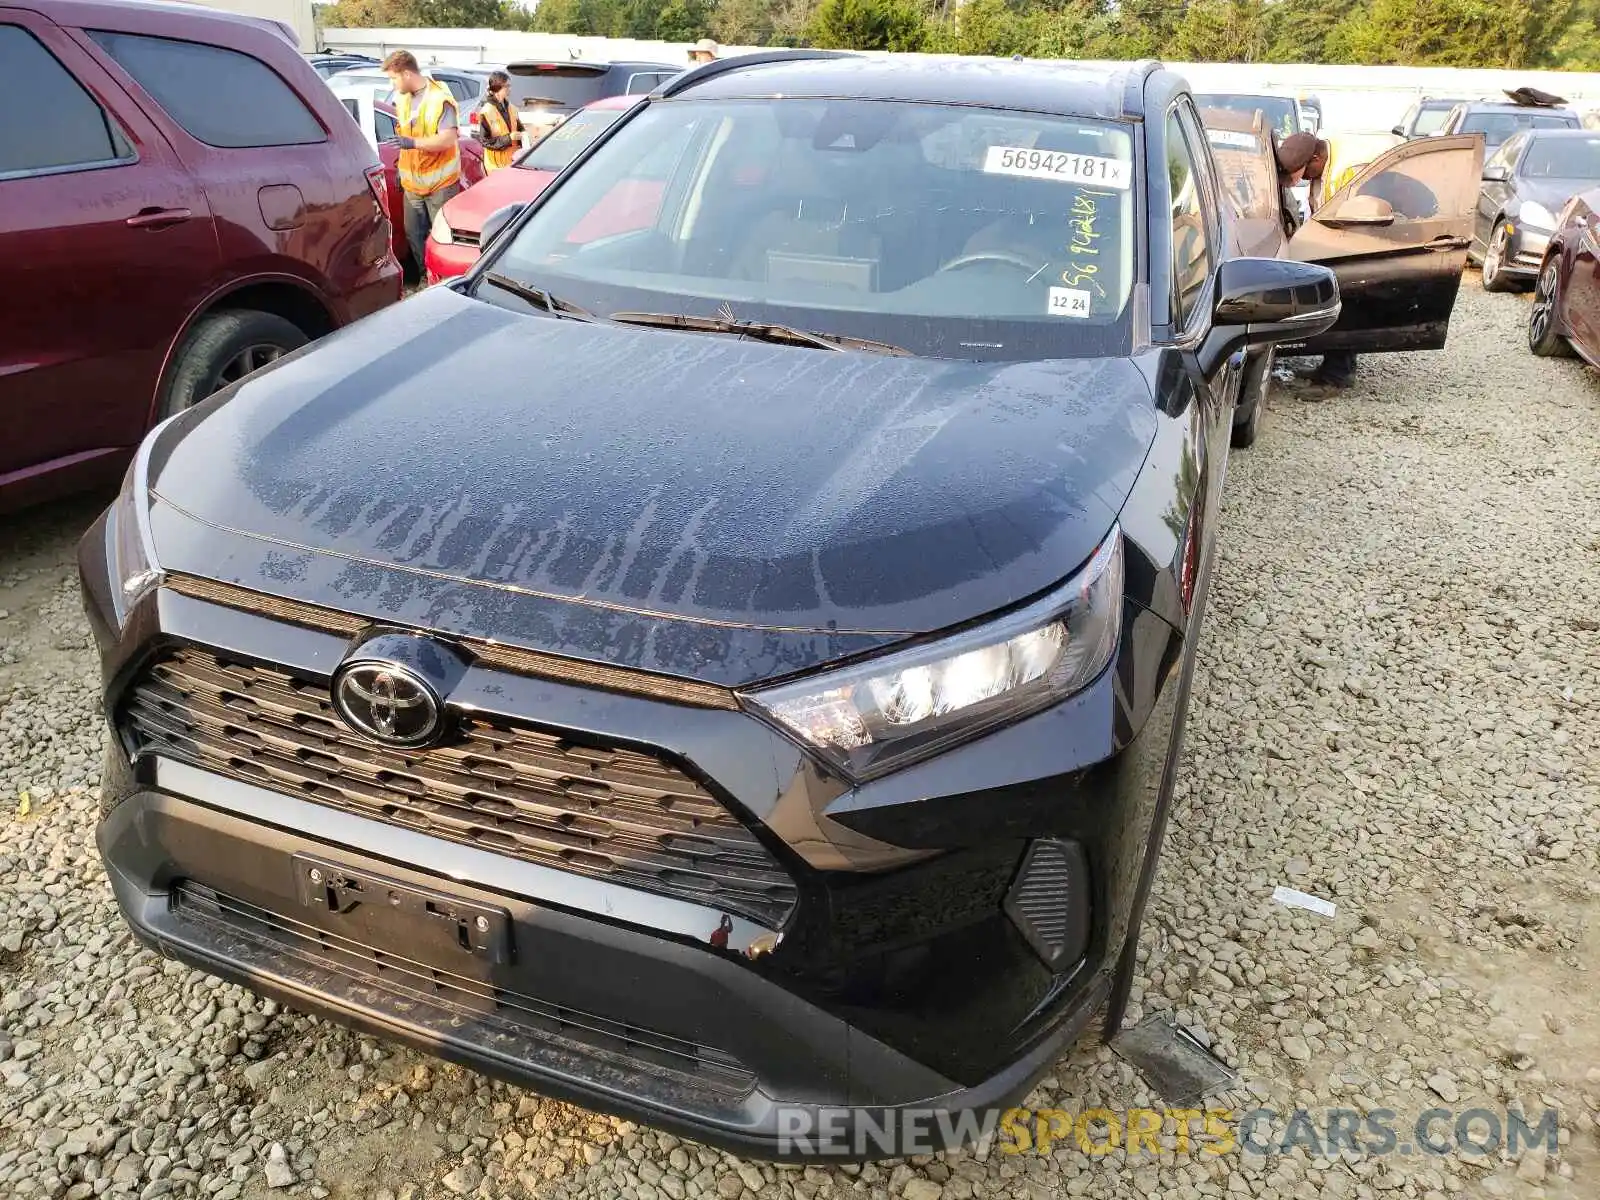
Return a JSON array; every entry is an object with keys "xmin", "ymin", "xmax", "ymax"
[{"xmin": 148, "ymin": 286, "xmax": 1157, "ymax": 687}]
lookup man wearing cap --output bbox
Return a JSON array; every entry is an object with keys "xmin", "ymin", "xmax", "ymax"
[
  {"xmin": 1274, "ymin": 132, "xmax": 1326, "ymax": 238},
  {"xmin": 689, "ymin": 39, "xmax": 719, "ymax": 64},
  {"xmin": 1275, "ymin": 132, "xmax": 1361, "ymax": 392}
]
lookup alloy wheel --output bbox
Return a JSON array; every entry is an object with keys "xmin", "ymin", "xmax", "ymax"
[
  {"xmin": 1530, "ymin": 263, "xmax": 1558, "ymax": 348},
  {"xmin": 210, "ymin": 343, "xmax": 286, "ymax": 394},
  {"xmin": 1484, "ymin": 228, "xmax": 1506, "ymax": 287}
]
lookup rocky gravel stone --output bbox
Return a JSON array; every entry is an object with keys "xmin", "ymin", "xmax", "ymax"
[{"xmin": 2, "ymin": 282, "xmax": 1597, "ymax": 1200}]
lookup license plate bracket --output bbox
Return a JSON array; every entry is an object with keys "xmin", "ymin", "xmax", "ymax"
[{"xmin": 291, "ymin": 853, "xmax": 512, "ymax": 965}]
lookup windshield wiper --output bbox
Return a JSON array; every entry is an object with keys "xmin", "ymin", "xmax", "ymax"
[
  {"xmin": 606, "ymin": 311, "xmax": 910, "ymax": 356},
  {"xmin": 483, "ymin": 273, "xmax": 598, "ymax": 322}
]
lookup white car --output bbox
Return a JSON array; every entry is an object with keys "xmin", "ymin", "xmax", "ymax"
[{"xmin": 327, "ymin": 76, "xmax": 393, "ymax": 151}]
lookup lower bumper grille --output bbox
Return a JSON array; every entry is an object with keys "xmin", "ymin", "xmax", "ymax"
[
  {"xmin": 122, "ymin": 648, "xmax": 797, "ymax": 926},
  {"xmin": 171, "ymin": 881, "xmax": 757, "ymax": 1103}
]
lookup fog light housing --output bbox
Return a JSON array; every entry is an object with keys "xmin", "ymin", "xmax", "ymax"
[{"xmin": 1004, "ymin": 839, "xmax": 1090, "ymax": 972}]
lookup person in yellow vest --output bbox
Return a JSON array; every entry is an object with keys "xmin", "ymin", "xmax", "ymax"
[
  {"xmin": 476, "ymin": 72, "xmax": 521, "ymax": 172},
  {"xmin": 382, "ymin": 50, "xmax": 461, "ymax": 271}
]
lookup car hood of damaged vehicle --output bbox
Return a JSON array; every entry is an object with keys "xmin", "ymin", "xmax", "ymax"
[{"xmin": 141, "ymin": 285, "xmax": 1159, "ymax": 688}]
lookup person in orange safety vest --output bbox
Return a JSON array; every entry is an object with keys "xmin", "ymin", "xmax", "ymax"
[
  {"xmin": 476, "ymin": 72, "xmax": 522, "ymax": 172},
  {"xmin": 382, "ymin": 50, "xmax": 461, "ymax": 270}
]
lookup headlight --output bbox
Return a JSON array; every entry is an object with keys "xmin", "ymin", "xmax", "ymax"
[
  {"xmin": 430, "ymin": 208, "xmax": 454, "ymax": 245},
  {"xmin": 742, "ymin": 529, "xmax": 1124, "ymax": 782},
  {"xmin": 109, "ymin": 446, "xmax": 162, "ymax": 628},
  {"xmin": 1520, "ymin": 201, "xmax": 1557, "ymax": 230}
]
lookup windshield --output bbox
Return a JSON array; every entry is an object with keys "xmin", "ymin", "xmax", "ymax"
[
  {"xmin": 519, "ymin": 107, "xmax": 627, "ymax": 171},
  {"xmin": 1463, "ymin": 111, "xmax": 1578, "ymax": 146},
  {"xmin": 1522, "ymin": 135, "xmax": 1600, "ymax": 180},
  {"xmin": 484, "ymin": 98, "xmax": 1137, "ymax": 362},
  {"xmin": 1195, "ymin": 94, "xmax": 1297, "ymax": 140}
]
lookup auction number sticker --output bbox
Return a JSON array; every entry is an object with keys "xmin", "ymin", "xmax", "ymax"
[
  {"xmin": 1047, "ymin": 287, "xmax": 1093, "ymax": 318},
  {"xmin": 1206, "ymin": 130, "xmax": 1257, "ymax": 150},
  {"xmin": 983, "ymin": 146, "xmax": 1131, "ymax": 190}
]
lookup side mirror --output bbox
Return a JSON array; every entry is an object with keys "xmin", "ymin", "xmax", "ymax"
[
  {"xmin": 1391, "ymin": 125, "xmax": 1406, "ymax": 138},
  {"xmin": 1319, "ymin": 194, "xmax": 1396, "ymax": 227},
  {"xmin": 1200, "ymin": 258, "xmax": 1339, "ymax": 371},
  {"xmin": 1482, "ymin": 163, "xmax": 1509, "ymax": 182},
  {"xmin": 479, "ymin": 203, "xmax": 527, "ymax": 251}
]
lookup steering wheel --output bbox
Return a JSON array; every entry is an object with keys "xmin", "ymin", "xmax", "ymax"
[{"xmin": 936, "ymin": 251, "xmax": 1042, "ymax": 275}]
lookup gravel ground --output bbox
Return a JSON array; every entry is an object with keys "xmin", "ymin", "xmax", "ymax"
[{"xmin": 2, "ymin": 279, "xmax": 1598, "ymax": 1200}]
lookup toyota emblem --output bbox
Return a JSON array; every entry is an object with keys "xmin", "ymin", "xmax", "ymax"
[{"xmin": 332, "ymin": 661, "xmax": 443, "ymax": 747}]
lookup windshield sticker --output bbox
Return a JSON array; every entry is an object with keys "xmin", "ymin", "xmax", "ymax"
[
  {"xmin": 983, "ymin": 146, "xmax": 1131, "ymax": 190},
  {"xmin": 1058, "ymin": 189, "xmax": 1109, "ymax": 298},
  {"xmin": 1206, "ymin": 130, "xmax": 1257, "ymax": 150},
  {"xmin": 1047, "ymin": 287, "xmax": 1093, "ymax": 318}
]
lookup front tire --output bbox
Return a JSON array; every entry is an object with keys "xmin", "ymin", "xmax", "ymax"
[
  {"xmin": 159, "ymin": 310, "xmax": 308, "ymax": 419},
  {"xmin": 1482, "ymin": 221, "xmax": 1519, "ymax": 293},
  {"xmin": 1231, "ymin": 347, "xmax": 1273, "ymax": 449},
  {"xmin": 1529, "ymin": 259, "xmax": 1574, "ymax": 358}
]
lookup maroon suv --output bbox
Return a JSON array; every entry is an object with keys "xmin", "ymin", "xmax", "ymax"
[{"xmin": 1, "ymin": 0, "xmax": 401, "ymax": 513}]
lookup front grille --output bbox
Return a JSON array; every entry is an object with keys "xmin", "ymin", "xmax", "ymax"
[
  {"xmin": 171, "ymin": 882, "xmax": 757, "ymax": 1104},
  {"xmin": 453, "ymin": 230, "xmax": 480, "ymax": 247},
  {"xmin": 123, "ymin": 648, "xmax": 797, "ymax": 926}
]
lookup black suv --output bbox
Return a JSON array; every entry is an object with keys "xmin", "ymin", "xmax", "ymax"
[
  {"xmin": 1437, "ymin": 98, "xmax": 1580, "ymax": 149},
  {"xmin": 86, "ymin": 52, "xmax": 1476, "ymax": 1160},
  {"xmin": 504, "ymin": 58, "xmax": 680, "ymax": 139}
]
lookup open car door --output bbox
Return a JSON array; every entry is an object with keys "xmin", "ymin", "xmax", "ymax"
[{"xmin": 1283, "ymin": 134, "xmax": 1483, "ymax": 353}]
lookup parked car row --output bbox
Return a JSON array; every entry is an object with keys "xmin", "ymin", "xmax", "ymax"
[
  {"xmin": 307, "ymin": 53, "xmax": 684, "ymax": 278},
  {"xmin": 1394, "ymin": 89, "xmax": 1583, "ymax": 148},
  {"xmin": 1472, "ymin": 129, "xmax": 1600, "ymax": 291},
  {"xmin": 10, "ymin": 14, "xmax": 1553, "ymax": 1157},
  {"xmin": 424, "ymin": 94, "xmax": 644, "ymax": 282}
]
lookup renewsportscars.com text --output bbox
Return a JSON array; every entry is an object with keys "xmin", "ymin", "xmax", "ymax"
[{"xmin": 774, "ymin": 1106, "xmax": 1561, "ymax": 1159}]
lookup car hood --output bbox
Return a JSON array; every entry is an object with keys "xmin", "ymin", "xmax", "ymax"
[
  {"xmin": 441, "ymin": 165, "xmax": 557, "ymax": 234},
  {"xmin": 1516, "ymin": 177, "xmax": 1594, "ymax": 217},
  {"xmin": 146, "ymin": 287, "xmax": 1157, "ymax": 687}
]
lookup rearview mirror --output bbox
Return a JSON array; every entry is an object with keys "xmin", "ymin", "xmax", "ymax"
[
  {"xmin": 1319, "ymin": 194, "xmax": 1396, "ymax": 227},
  {"xmin": 1200, "ymin": 258, "xmax": 1339, "ymax": 371},
  {"xmin": 479, "ymin": 203, "xmax": 527, "ymax": 252}
]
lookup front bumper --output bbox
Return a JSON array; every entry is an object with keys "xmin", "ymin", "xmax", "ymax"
[
  {"xmin": 424, "ymin": 237, "xmax": 479, "ymax": 284},
  {"xmin": 1504, "ymin": 224, "xmax": 1552, "ymax": 276},
  {"xmin": 81, "ymin": 518, "xmax": 1188, "ymax": 1158},
  {"xmin": 100, "ymin": 770, "xmax": 1108, "ymax": 1158}
]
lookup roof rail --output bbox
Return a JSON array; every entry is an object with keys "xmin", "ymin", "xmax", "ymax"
[
  {"xmin": 1121, "ymin": 59, "xmax": 1164, "ymax": 119},
  {"xmin": 654, "ymin": 48, "xmax": 858, "ymax": 99}
]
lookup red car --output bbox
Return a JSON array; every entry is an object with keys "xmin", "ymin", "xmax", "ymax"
[
  {"xmin": 1, "ymin": 0, "xmax": 400, "ymax": 513},
  {"xmin": 425, "ymin": 94, "xmax": 646, "ymax": 282},
  {"xmin": 374, "ymin": 99, "xmax": 485, "ymax": 277},
  {"xmin": 1530, "ymin": 186, "xmax": 1600, "ymax": 364}
]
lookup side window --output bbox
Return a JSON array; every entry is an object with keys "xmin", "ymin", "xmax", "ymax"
[
  {"xmin": 1486, "ymin": 136, "xmax": 1521, "ymax": 175},
  {"xmin": 1, "ymin": 25, "xmax": 129, "ymax": 177},
  {"xmin": 448, "ymin": 79, "xmax": 477, "ymax": 102},
  {"xmin": 626, "ymin": 72, "xmax": 670, "ymax": 95},
  {"xmin": 375, "ymin": 110, "xmax": 397, "ymax": 142},
  {"xmin": 89, "ymin": 32, "xmax": 324, "ymax": 148},
  {"xmin": 1166, "ymin": 112, "xmax": 1213, "ymax": 331}
]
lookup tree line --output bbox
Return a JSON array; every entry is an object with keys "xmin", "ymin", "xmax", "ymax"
[{"xmin": 318, "ymin": 0, "xmax": 1600, "ymax": 72}]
